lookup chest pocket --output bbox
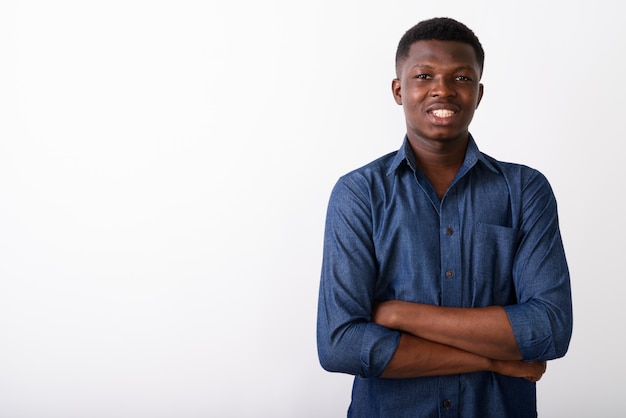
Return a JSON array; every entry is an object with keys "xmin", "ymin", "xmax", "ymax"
[{"xmin": 470, "ymin": 222, "xmax": 519, "ymax": 306}]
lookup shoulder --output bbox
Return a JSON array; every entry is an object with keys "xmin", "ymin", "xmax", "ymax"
[
  {"xmin": 334, "ymin": 151, "xmax": 399, "ymax": 189},
  {"xmin": 481, "ymin": 152, "xmax": 551, "ymax": 188},
  {"xmin": 325, "ymin": 151, "xmax": 400, "ymax": 211},
  {"xmin": 480, "ymin": 152, "xmax": 557, "ymax": 211}
]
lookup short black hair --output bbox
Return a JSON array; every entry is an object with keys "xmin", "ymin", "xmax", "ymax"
[{"xmin": 395, "ymin": 17, "xmax": 485, "ymax": 77}]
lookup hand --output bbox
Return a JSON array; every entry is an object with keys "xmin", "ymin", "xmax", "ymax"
[{"xmin": 491, "ymin": 360, "xmax": 547, "ymax": 382}]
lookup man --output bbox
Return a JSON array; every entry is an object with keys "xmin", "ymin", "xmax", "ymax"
[{"xmin": 316, "ymin": 17, "xmax": 573, "ymax": 417}]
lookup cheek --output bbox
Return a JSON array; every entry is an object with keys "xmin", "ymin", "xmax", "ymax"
[
  {"xmin": 403, "ymin": 96, "xmax": 424, "ymax": 117},
  {"xmin": 401, "ymin": 90, "xmax": 421, "ymax": 109},
  {"xmin": 475, "ymin": 95, "xmax": 482, "ymax": 109},
  {"xmin": 471, "ymin": 88, "xmax": 483, "ymax": 108}
]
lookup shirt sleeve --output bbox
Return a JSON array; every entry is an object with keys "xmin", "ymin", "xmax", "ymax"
[
  {"xmin": 503, "ymin": 169, "xmax": 573, "ymax": 361},
  {"xmin": 316, "ymin": 175, "xmax": 400, "ymax": 377}
]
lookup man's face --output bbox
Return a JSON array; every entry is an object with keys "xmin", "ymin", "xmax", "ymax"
[{"xmin": 392, "ymin": 40, "xmax": 483, "ymax": 148}]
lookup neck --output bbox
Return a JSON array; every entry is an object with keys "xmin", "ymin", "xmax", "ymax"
[{"xmin": 407, "ymin": 134, "xmax": 469, "ymax": 199}]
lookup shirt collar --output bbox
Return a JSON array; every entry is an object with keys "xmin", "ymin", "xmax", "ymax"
[{"xmin": 386, "ymin": 134, "xmax": 499, "ymax": 176}]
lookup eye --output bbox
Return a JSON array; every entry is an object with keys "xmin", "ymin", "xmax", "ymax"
[
  {"xmin": 456, "ymin": 75, "xmax": 472, "ymax": 81},
  {"xmin": 415, "ymin": 73, "xmax": 431, "ymax": 80}
]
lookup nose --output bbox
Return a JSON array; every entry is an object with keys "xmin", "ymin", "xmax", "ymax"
[{"xmin": 431, "ymin": 76, "xmax": 456, "ymax": 98}]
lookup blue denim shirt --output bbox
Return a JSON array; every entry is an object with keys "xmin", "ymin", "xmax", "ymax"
[{"xmin": 317, "ymin": 135, "xmax": 573, "ymax": 417}]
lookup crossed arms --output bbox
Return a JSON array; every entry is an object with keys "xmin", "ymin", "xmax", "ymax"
[{"xmin": 371, "ymin": 301, "xmax": 546, "ymax": 381}]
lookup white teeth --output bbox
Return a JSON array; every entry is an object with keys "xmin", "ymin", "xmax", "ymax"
[{"xmin": 432, "ymin": 109, "xmax": 455, "ymax": 117}]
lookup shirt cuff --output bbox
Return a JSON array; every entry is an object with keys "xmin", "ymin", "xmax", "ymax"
[
  {"xmin": 359, "ymin": 323, "xmax": 401, "ymax": 377},
  {"xmin": 504, "ymin": 303, "xmax": 556, "ymax": 360}
]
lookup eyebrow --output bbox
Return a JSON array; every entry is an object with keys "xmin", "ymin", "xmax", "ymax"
[{"xmin": 410, "ymin": 64, "xmax": 477, "ymax": 73}]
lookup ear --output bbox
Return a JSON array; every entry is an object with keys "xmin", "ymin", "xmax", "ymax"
[
  {"xmin": 476, "ymin": 83, "xmax": 484, "ymax": 109},
  {"xmin": 391, "ymin": 78, "xmax": 402, "ymax": 105}
]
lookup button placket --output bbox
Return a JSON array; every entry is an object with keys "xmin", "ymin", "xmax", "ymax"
[{"xmin": 440, "ymin": 190, "xmax": 462, "ymax": 307}]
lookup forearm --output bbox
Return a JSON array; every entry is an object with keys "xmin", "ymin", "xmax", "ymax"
[
  {"xmin": 381, "ymin": 333, "xmax": 491, "ymax": 378},
  {"xmin": 381, "ymin": 333, "xmax": 545, "ymax": 381},
  {"xmin": 374, "ymin": 301, "xmax": 521, "ymax": 360}
]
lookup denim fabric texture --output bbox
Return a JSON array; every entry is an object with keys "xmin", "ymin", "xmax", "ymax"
[{"xmin": 317, "ymin": 135, "xmax": 573, "ymax": 418}]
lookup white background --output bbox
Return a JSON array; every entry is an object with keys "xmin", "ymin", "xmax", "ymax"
[{"xmin": 0, "ymin": 1, "xmax": 623, "ymax": 417}]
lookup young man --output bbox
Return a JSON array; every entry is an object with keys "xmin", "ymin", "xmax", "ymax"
[{"xmin": 316, "ymin": 17, "xmax": 573, "ymax": 417}]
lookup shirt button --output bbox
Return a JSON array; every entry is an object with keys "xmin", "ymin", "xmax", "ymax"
[
  {"xmin": 445, "ymin": 270, "xmax": 454, "ymax": 279},
  {"xmin": 445, "ymin": 227, "xmax": 454, "ymax": 236},
  {"xmin": 443, "ymin": 399, "xmax": 451, "ymax": 409}
]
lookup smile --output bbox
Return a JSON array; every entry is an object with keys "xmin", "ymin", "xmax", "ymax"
[{"xmin": 431, "ymin": 109, "xmax": 455, "ymax": 118}]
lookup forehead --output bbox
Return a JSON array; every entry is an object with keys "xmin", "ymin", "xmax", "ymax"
[{"xmin": 400, "ymin": 40, "xmax": 480, "ymax": 75}]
